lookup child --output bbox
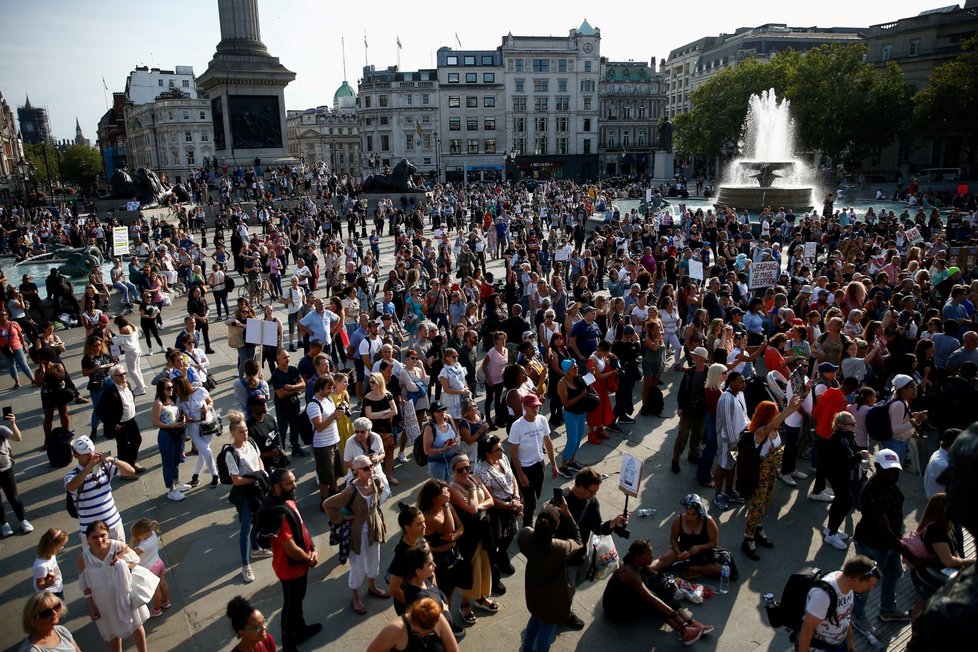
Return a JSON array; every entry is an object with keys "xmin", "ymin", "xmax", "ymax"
[
  {"xmin": 841, "ymin": 376, "xmax": 860, "ymax": 405},
  {"xmin": 131, "ymin": 518, "xmax": 170, "ymax": 617},
  {"xmin": 32, "ymin": 528, "xmax": 69, "ymax": 599}
]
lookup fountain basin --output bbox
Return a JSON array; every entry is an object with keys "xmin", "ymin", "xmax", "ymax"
[{"xmin": 714, "ymin": 186, "xmax": 815, "ymax": 213}]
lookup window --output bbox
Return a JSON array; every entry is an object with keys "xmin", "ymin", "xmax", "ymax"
[
  {"xmin": 449, "ymin": 96, "xmax": 461, "ymax": 108},
  {"xmin": 556, "ymin": 117, "xmax": 568, "ymax": 132},
  {"xmin": 201, "ymin": 132, "xmax": 208, "ymax": 142},
  {"xmin": 468, "ymin": 139, "xmax": 479, "ymax": 154},
  {"xmin": 183, "ymin": 111, "xmax": 190, "ymax": 120},
  {"xmin": 199, "ymin": 111, "xmax": 206, "ymax": 120},
  {"xmin": 379, "ymin": 95, "xmax": 388, "ymax": 107},
  {"xmin": 380, "ymin": 116, "xmax": 389, "ymax": 125},
  {"xmin": 514, "ymin": 117, "xmax": 526, "ymax": 132},
  {"xmin": 447, "ymin": 56, "xmax": 458, "ymax": 65},
  {"xmin": 405, "ymin": 135, "xmax": 414, "ymax": 150},
  {"xmin": 623, "ymin": 105, "xmax": 632, "ymax": 119},
  {"xmin": 514, "ymin": 59, "xmax": 524, "ymax": 72},
  {"xmin": 484, "ymin": 138, "xmax": 496, "ymax": 153},
  {"xmin": 365, "ymin": 135, "xmax": 373, "ymax": 151},
  {"xmin": 365, "ymin": 117, "xmax": 372, "ymax": 126},
  {"xmin": 158, "ymin": 79, "xmax": 163, "ymax": 87},
  {"xmin": 556, "ymin": 97, "xmax": 569, "ymax": 111},
  {"xmin": 449, "ymin": 117, "xmax": 461, "ymax": 131},
  {"xmin": 424, "ymin": 157, "xmax": 432, "ymax": 165},
  {"xmin": 534, "ymin": 97, "xmax": 548, "ymax": 111},
  {"xmin": 534, "ymin": 80, "xmax": 549, "ymax": 93},
  {"xmin": 423, "ymin": 134, "xmax": 431, "ymax": 148},
  {"xmin": 464, "ymin": 55, "xmax": 476, "ymax": 65},
  {"xmin": 484, "ymin": 117, "xmax": 496, "ymax": 130},
  {"xmin": 909, "ymin": 39, "xmax": 921, "ymax": 56},
  {"xmin": 558, "ymin": 59, "xmax": 567, "ymax": 72},
  {"xmin": 532, "ymin": 59, "xmax": 550, "ymax": 72},
  {"xmin": 534, "ymin": 136, "xmax": 547, "ymax": 155},
  {"xmin": 623, "ymin": 132, "xmax": 630, "ymax": 148},
  {"xmin": 483, "ymin": 73, "xmax": 495, "ymax": 83},
  {"xmin": 513, "ymin": 97, "xmax": 527, "ymax": 111},
  {"xmin": 881, "ymin": 44, "xmax": 892, "ymax": 61},
  {"xmin": 186, "ymin": 150, "xmax": 195, "ymax": 165},
  {"xmin": 535, "ymin": 117, "xmax": 547, "ymax": 132},
  {"xmin": 514, "ymin": 79, "xmax": 525, "ymax": 93},
  {"xmin": 515, "ymin": 137, "xmax": 526, "ymax": 155},
  {"xmin": 185, "ymin": 131, "xmax": 192, "ymax": 142},
  {"xmin": 466, "ymin": 96, "xmax": 478, "ymax": 108},
  {"xmin": 584, "ymin": 60, "xmax": 592, "ymax": 73},
  {"xmin": 364, "ymin": 95, "xmax": 372, "ymax": 108},
  {"xmin": 584, "ymin": 97, "xmax": 592, "ymax": 110},
  {"xmin": 422, "ymin": 94, "xmax": 430, "ymax": 105},
  {"xmin": 558, "ymin": 79, "xmax": 567, "ymax": 92},
  {"xmin": 449, "ymin": 72, "xmax": 460, "ymax": 84},
  {"xmin": 637, "ymin": 130, "xmax": 647, "ymax": 147},
  {"xmin": 450, "ymin": 139, "xmax": 461, "ymax": 154},
  {"xmin": 465, "ymin": 73, "xmax": 477, "ymax": 83},
  {"xmin": 580, "ymin": 80, "xmax": 595, "ymax": 92},
  {"xmin": 556, "ymin": 137, "xmax": 568, "ymax": 155},
  {"xmin": 583, "ymin": 138, "xmax": 591, "ymax": 154},
  {"xmin": 406, "ymin": 94, "xmax": 413, "ymax": 105},
  {"xmin": 638, "ymin": 105, "xmax": 647, "ymax": 119},
  {"xmin": 380, "ymin": 135, "xmax": 390, "ymax": 151},
  {"xmin": 607, "ymin": 130, "xmax": 616, "ymax": 148},
  {"xmin": 484, "ymin": 96, "xmax": 495, "ymax": 107},
  {"xmin": 467, "ymin": 117, "xmax": 478, "ymax": 130}
]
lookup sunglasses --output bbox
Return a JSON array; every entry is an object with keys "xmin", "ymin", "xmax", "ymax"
[
  {"xmin": 863, "ymin": 564, "xmax": 881, "ymax": 579},
  {"xmin": 454, "ymin": 466, "xmax": 471, "ymax": 473},
  {"xmin": 36, "ymin": 604, "xmax": 62, "ymax": 619},
  {"xmin": 355, "ymin": 466, "xmax": 371, "ymax": 472}
]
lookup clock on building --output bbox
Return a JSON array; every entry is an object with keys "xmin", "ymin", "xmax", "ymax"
[{"xmin": 583, "ymin": 42, "xmax": 593, "ymax": 54}]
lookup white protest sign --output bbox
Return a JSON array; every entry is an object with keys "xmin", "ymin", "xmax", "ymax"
[
  {"xmin": 619, "ymin": 453, "xmax": 644, "ymax": 498},
  {"xmin": 804, "ymin": 242, "xmax": 817, "ymax": 260},
  {"xmin": 689, "ymin": 260, "xmax": 704, "ymax": 281},
  {"xmin": 112, "ymin": 226, "xmax": 129, "ymax": 256},
  {"xmin": 750, "ymin": 260, "xmax": 780, "ymax": 289},
  {"xmin": 645, "ymin": 188, "xmax": 652, "ymax": 203},
  {"xmin": 905, "ymin": 226, "xmax": 923, "ymax": 245},
  {"xmin": 245, "ymin": 318, "xmax": 280, "ymax": 347}
]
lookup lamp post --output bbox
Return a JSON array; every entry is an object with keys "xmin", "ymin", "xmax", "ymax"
[{"xmin": 505, "ymin": 147, "xmax": 518, "ymax": 183}]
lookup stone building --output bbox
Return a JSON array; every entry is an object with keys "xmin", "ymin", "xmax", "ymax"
[
  {"xmin": 598, "ymin": 59, "xmax": 667, "ymax": 178},
  {"xmin": 124, "ymin": 89, "xmax": 214, "ymax": 184},
  {"xmin": 501, "ymin": 20, "xmax": 601, "ymax": 180},
  {"xmin": 74, "ymin": 118, "xmax": 91, "ymax": 148},
  {"xmin": 124, "ymin": 66, "xmax": 199, "ymax": 104},
  {"xmin": 0, "ymin": 91, "xmax": 25, "ymax": 197},
  {"xmin": 17, "ymin": 95, "xmax": 53, "ymax": 145},
  {"xmin": 97, "ymin": 92, "xmax": 129, "ymax": 182},
  {"xmin": 436, "ymin": 47, "xmax": 507, "ymax": 184},
  {"xmin": 286, "ymin": 100, "xmax": 360, "ymax": 176}
]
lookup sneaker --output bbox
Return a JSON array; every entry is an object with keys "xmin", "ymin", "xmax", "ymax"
[
  {"xmin": 250, "ymin": 547, "xmax": 273, "ymax": 559},
  {"xmin": 567, "ymin": 612, "xmax": 585, "ymax": 630},
  {"xmin": 397, "ymin": 452, "xmax": 408, "ymax": 464},
  {"xmin": 174, "ymin": 483, "xmax": 192, "ymax": 492},
  {"xmin": 725, "ymin": 490, "xmax": 747, "ymax": 504},
  {"xmin": 189, "ymin": 474, "xmax": 200, "ymax": 488},
  {"xmin": 606, "ymin": 422, "xmax": 623, "ymax": 433},
  {"xmin": 790, "ymin": 470, "xmax": 809, "ymax": 480},
  {"xmin": 682, "ymin": 623, "xmax": 704, "ymax": 646},
  {"xmin": 879, "ymin": 609, "xmax": 911, "ymax": 622},
  {"xmin": 713, "ymin": 493, "xmax": 730, "ymax": 511},
  {"xmin": 809, "ymin": 490, "xmax": 835, "ymax": 503},
  {"xmin": 210, "ymin": 475, "xmax": 219, "ymax": 488},
  {"xmin": 567, "ymin": 460, "xmax": 583, "ymax": 471},
  {"xmin": 779, "ymin": 473, "xmax": 798, "ymax": 487},
  {"xmin": 166, "ymin": 490, "xmax": 186, "ymax": 502},
  {"xmin": 822, "ymin": 527, "xmax": 849, "ymax": 540},
  {"xmin": 557, "ymin": 466, "xmax": 575, "ymax": 479},
  {"xmin": 242, "ymin": 564, "xmax": 255, "ymax": 583},
  {"xmin": 823, "ymin": 532, "xmax": 848, "ymax": 550},
  {"xmin": 161, "ymin": 601, "xmax": 172, "ymax": 610},
  {"xmin": 150, "ymin": 607, "xmax": 163, "ymax": 618},
  {"xmin": 292, "ymin": 446, "xmax": 309, "ymax": 457},
  {"xmin": 0, "ymin": 522, "xmax": 12, "ymax": 538},
  {"xmin": 618, "ymin": 415, "xmax": 636, "ymax": 424},
  {"xmin": 20, "ymin": 519, "xmax": 34, "ymax": 533}
]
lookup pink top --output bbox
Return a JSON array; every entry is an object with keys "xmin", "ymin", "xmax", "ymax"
[{"xmin": 485, "ymin": 346, "xmax": 508, "ymax": 385}]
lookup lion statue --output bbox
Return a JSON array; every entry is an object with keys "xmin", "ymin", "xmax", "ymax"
[
  {"xmin": 133, "ymin": 168, "xmax": 168, "ymax": 206},
  {"xmin": 109, "ymin": 168, "xmax": 136, "ymax": 200},
  {"xmin": 360, "ymin": 158, "xmax": 426, "ymax": 194}
]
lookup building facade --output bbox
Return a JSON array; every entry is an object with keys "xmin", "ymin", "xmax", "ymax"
[
  {"xmin": 0, "ymin": 91, "xmax": 25, "ymax": 197},
  {"xmin": 124, "ymin": 66, "xmax": 199, "ymax": 105},
  {"xmin": 97, "ymin": 92, "xmax": 129, "ymax": 183},
  {"xmin": 358, "ymin": 65, "xmax": 440, "ymax": 179},
  {"xmin": 598, "ymin": 59, "xmax": 667, "ymax": 178},
  {"xmin": 501, "ymin": 20, "xmax": 601, "ymax": 180},
  {"xmin": 436, "ymin": 47, "xmax": 507, "ymax": 183},
  {"xmin": 286, "ymin": 108, "xmax": 360, "ymax": 176},
  {"xmin": 74, "ymin": 118, "xmax": 91, "ymax": 147},
  {"xmin": 124, "ymin": 90, "xmax": 214, "ymax": 184},
  {"xmin": 17, "ymin": 95, "xmax": 53, "ymax": 145}
]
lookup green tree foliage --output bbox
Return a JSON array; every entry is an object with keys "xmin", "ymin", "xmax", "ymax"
[
  {"xmin": 912, "ymin": 35, "xmax": 978, "ymax": 172},
  {"xmin": 23, "ymin": 143, "xmax": 59, "ymax": 184},
  {"xmin": 59, "ymin": 145, "xmax": 102, "ymax": 190}
]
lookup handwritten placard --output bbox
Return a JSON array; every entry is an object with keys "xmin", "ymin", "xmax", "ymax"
[
  {"xmin": 750, "ymin": 260, "xmax": 780, "ymax": 289},
  {"xmin": 619, "ymin": 453, "xmax": 644, "ymax": 498}
]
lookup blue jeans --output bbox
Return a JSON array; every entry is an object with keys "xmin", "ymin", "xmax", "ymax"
[
  {"xmin": 237, "ymin": 498, "xmax": 259, "ymax": 565},
  {"xmin": 5, "ymin": 348, "xmax": 33, "ymax": 383},
  {"xmin": 522, "ymin": 616, "xmax": 557, "ymax": 652},
  {"xmin": 563, "ymin": 410, "xmax": 586, "ymax": 464},
  {"xmin": 697, "ymin": 415, "xmax": 717, "ymax": 486},
  {"xmin": 157, "ymin": 429, "xmax": 181, "ymax": 490},
  {"xmin": 427, "ymin": 458, "xmax": 452, "ymax": 483},
  {"xmin": 881, "ymin": 438, "xmax": 907, "ymax": 464},
  {"xmin": 89, "ymin": 387, "xmax": 104, "ymax": 431},
  {"xmin": 113, "ymin": 280, "xmax": 139, "ymax": 304},
  {"xmin": 853, "ymin": 543, "xmax": 903, "ymax": 618}
]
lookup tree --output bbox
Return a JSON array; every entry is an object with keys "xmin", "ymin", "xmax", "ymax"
[
  {"xmin": 23, "ymin": 142, "xmax": 59, "ymax": 185},
  {"xmin": 59, "ymin": 145, "xmax": 102, "ymax": 191},
  {"xmin": 912, "ymin": 35, "xmax": 978, "ymax": 175}
]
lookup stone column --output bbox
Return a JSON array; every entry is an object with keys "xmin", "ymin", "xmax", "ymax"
[{"xmin": 217, "ymin": 0, "xmax": 265, "ymax": 53}]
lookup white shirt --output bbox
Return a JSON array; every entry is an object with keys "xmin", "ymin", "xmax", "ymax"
[
  {"xmin": 508, "ymin": 414, "xmax": 551, "ymax": 468},
  {"xmin": 805, "ymin": 571, "xmax": 854, "ymax": 645},
  {"xmin": 306, "ymin": 395, "xmax": 340, "ymax": 447},
  {"xmin": 117, "ymin": 382, "xmax": 136, "ymax": 422},
  {"xmin": 924, "ymin": 448, "xmax": 949, "ymax": 499}
]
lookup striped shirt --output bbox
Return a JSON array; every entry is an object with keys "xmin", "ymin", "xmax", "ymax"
[{"xmin": 64, "ymin": 463, "xmax": 122, "ymax": 533}]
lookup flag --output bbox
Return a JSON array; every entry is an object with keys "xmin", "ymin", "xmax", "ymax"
[
  {"xmin": 455, "ymin": 32, "xmax": 462, "ymax": 48},
  {"xmin": 397, "ymin": 36, "xmax": 402, "ymax": 49},
  {"xmin": 102, "ymin": 76, "xmax": 108, "ymax": 91},
  {"xmin": 415, "ymin": 120, "xmax": 423, "ymax": 148}
]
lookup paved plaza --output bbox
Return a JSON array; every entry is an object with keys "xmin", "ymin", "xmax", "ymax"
[{"xmin": 0, "ymin": 205, "xmax": 930, "ymax": 652}]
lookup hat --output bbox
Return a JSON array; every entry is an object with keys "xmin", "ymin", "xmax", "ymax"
[
  {"xmin": 817, "ymin": 289, "xmax": 829, "ymax": 297},
  {"xmin": 522, "ymin": 393, "xmax": 543, "ymax": 407},
  {"xmin": 800, "ymin": 285, "xmax": 813, "ymax": 294},
  {"xmin": 247, "ymin": 394, "xmax": 268, "ymax": 407},
  {"xmin": 372, "ymin": 318, "xmax": 383, "ymax": 326},
  {"xmin": 429, "ymin": 401, "xmax": 448, "ymax": 413},
  {"xmin": 948, "ymin": 266, "xmax": 961, "ymax": 276},
  {"xmin": 818, "ymin": 362, "xmax": 839, "ymax": 374},
  {"xmin": 560, "ymin": 359, "xmax": 575, "ymax": 374},
  {"xmin": 71, "ymin": 436, "xmax": 96, "ymax": 455},
  {"xmin": 522, "ymin": 330, "xmax": 536, "ymax": 340},
  {"xmin": 691, "ymin": 346, "xmax": 709, "ymax": 360},
  {"xmin": 791, "ymin": 318, "xmax": 805, "ymax": 326},
  {"xmin": 582, "ymin": 305, "xmax": 597, "ymax": 314},
  {"xmin": 729, "ymin": 307, "xmax": 743, "ymax": 316},
  {"xmin": 681, "ymin": 493, "xmax": 709, "ymax": 518},
  {"xmin": 892, "ymin": 374, "xmax": 915, "ymax": 391},
  {"xmin": 875, "ymin": 448, "xmax": 903, "ymax": 471},
  {"xmin": 623, "ymin": 325, "xmax": 636, "ymax": 336}
]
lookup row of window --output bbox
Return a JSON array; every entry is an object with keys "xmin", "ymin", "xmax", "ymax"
[
  {"xmin": 446, "ymin": 138, "xmax": 498, "ymax": 154},
  {"xmin": 365, "ymin": 134, "xmax": 432, "ymax": 152},
  {"xmin": 449, "ymin": 117, "xmax": 496, "ymax": 131},
  {"xmin": 362, "ymin": 94, "xmax": 432, "ymax": 108},
  {"xmin": 447, "ymin": 72, "xmax": 495, "ymax": 83},
  {"xmin": 447, "ymin": 96, "xmax": 496, "ymax": 108},
  {"xmin": 512, "ymin": 96, "xmax": 592, "ymax": 111},
  {"xmin": 604, "ymin": 131, "xmax": 649, "ymax": 148},
  {"xmin": 157, "ymin": 78, "xmax": 192, "ymax": 88},
  {"xmin": 158, "ymin": 110, "xmax": 207, "ymax": 121},
  {"xmin": 513, "ymin": 116, "xmax": 574, "ymax": 132},
  {"xmin": 508, "ymin": 58, "xmax": 591, "ymax": 73},
  {"xmin": 880, "ymin": 38, "xmax": 921, "ymax": 61},
  {"xmin": 445, "ymin": 55, "xmax": 496, "ymax": 66},
  {"xmin": 512, "ymin": 136, "xmax": 583, "ymax": 155}
]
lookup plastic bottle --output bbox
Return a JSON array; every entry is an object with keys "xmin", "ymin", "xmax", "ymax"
[
  {"xmin": 719, "ymin": 562, "xmax": 730, "ymax": 594},
  {"xmin": 635, "ymin": 508, "xmax": 655, "ymax": 517}
]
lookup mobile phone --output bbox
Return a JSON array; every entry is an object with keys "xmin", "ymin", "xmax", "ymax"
[
  {"xmin": 553, "ymin": 487, "xmax": 564, "ymax": 504},
  {"xmin": 2, "ymin": 407, "xmax": 11, "ymax": 418}
]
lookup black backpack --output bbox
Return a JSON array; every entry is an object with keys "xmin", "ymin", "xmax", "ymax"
[
  {"xmin": 766, "ymin": 567, "xmax": 838, "ymax": 632},
  {"xmin": 865, "ymin": 397, "xmax": 905, "ymax": 442},
  {"xmin": 217, "ymin": 443, "xmax": 239, "ymax": 485},
  {"xmin": 224, "ymin": 274, "xmax": 236, "ymax": 292},
  {"xmin": 66, "ymin": 491, "xmax": 78, "ymax": 518}
]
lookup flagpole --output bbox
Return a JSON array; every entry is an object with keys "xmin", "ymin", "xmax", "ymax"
[
  {"xmin": 364, "ymin": 30, "xmax": 368, "ymax": 68},
  {"xmin": 396, "ymin": 37, "xmax": 400, "ymax": 69},
  {"xmin": 101, "ymin": 76, "xmax": 109, "ymax": 111}
]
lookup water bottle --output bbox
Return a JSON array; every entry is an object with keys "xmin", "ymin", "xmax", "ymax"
[
  {"xmin": 719, "ymin": 562, "xmax": 730, "ymax": 594},
  {"xmin": 635, "ymin": 508, "xmax": 655, "ymax": 517}
]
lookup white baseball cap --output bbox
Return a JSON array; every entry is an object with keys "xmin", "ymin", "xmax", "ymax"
[{"xmin": 875, "ymin": 448, "xmax": 902, "ymax": 471}]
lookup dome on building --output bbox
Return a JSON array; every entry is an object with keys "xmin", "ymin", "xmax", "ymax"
[{"xmin": 333, "ymin": 80, "xmax": 356, "ymax": 114}]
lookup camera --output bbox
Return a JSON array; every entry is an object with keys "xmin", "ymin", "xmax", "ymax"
[{"xmin": 613, "ymin": 523, "xmax": 631, "ymax": 539}]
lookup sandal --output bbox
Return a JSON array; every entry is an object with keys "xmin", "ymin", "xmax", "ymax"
[
  {"xmin": 460, "ymin": 604, "xmax": 477, "ymax": 625},
  {"xmin": 473, "ymin": 598, "xmax": 499, "ymax": 613},
  {"xmin": 351, "ymin": 600, "xmax": 367, "ymax": 615},
  {"xmin": 368, "ymin": 587, "xmax": 390, "ymax": 599}
]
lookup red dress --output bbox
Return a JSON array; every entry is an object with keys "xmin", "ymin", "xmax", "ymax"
[{"xmin": 586, "ymin": 355, "xmax": 614, "ymax": 428}]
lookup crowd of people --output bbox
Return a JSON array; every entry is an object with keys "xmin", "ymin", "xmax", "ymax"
[{"xmin": 2, "ymin": 170, "xmax": 978, "ymax": 652}]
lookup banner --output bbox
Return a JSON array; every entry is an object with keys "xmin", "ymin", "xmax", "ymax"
[
  {"xmin": 804, "ymin": 242, "xmax": 817, "ymax": 260},
  {"xmin": 618, "ymin": 453, "xmax": 643, "ymax": 498},
  {"xmin": 688, "ymin": 260, "xmax": 704, "ymax": 281},
  {"xmin": 904, "ymin": 226, "xmax": 923, "ymax": 245},
  {"xmin": 750, "ymin": 260, "xmax": 780, "ymax": 289},
  {"xmin": 112, "ymin": 226, "xmax": 129, "ymax": 256}
]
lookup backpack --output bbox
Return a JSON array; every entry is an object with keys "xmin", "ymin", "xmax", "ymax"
[
  {"xmin": 865, "ymin": 397, "xmax": 906, "ymax": 442},
  {"xmin": 766, "ymin": 567, "xmax": 838, "ymax": 632},
  {"xmin": 224, "ymin": 274, "xmax": 236, "ymax": 292},
  {"xmin": 643, "ymin": 385, "xmax": 664, "ymax": 416},
  {"xmin": 413, "ymin": 433, "xmax": 428, "ymax": 467},
  {"xmin": 66, "ymin": 490, "xmax": 78, "ymax": 518},
  {"xmin": 217, "ymin": 443, "xmax": 239, "ymax": 485}
]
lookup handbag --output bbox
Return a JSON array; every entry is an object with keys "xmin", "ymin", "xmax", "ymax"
[
  {"xmin": 586, "ymin": 533, "xmax": 621, "ymax": 581},
  {"xmin": 579, "ymin": 388, "xmax": 600, "ymax": 413},
  {"xmin": 200, "ymin": 416, "xmax": 223, "ymax": 438},
  {"xmin": 433, "ymin": 545, "xmax": 463, "ymax": 570},
  {"xmin": 227, "ymin": 324, "xmax": 245, "ymax": 349},
  {"xmin": 130, "ymin": 564, "xmax": 161, "ymax": 608},
  {"xmin": 202, "ymin": 375, "xmax": 218, "ymax": 391}
]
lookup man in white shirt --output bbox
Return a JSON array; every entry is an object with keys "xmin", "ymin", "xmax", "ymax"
[
  {"xmin": 798, "ymin": 555, "xmax": 879, "ymax": 652},
  {"xmin": 508, "ymin": 394, "xmax": 557, "ymax": 526},
  {"xmin": 713, "ymin": 372, "xmax": 750, "ymax": 511},
  {"xmin": 924, "ymin": 428, "xmax": 960, "ymax": 499}
]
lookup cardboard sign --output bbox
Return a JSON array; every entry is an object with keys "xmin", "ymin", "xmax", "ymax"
[
  {"xmin": 689, "ymin": 260, "xmax": 704, "ymax": 281},
  {"xmin": 804, "ymin": 242, "xmax": 817, "ymax": 260},
  {"xmin": 749, "ymin": 260, "xmax": 780, "ymax": 289},
  {"xmin": 112, "ymin": 226, "xmax": 129, "ymax": 256},
  {"xmin": 905, "ymin": 226, "xmax": 923, "ymax": 245},
  {"xmin": 619, "ymin": 453, "xmax": 643, "ymax": 498},
  {"xmin": 245, "ymin": 318, "xmax": 280, "ymax": 347}
]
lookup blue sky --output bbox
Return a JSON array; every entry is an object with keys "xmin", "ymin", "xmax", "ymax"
[{"xmin": 0, "ymin": 0, "xmax": 941, "ymax": 141}]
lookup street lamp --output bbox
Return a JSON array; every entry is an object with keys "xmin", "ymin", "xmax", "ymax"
[{"xmin": 505, "ymin": 147, "xmax": 518, "ymax": 183}]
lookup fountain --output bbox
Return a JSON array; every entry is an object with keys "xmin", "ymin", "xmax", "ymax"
[{"xmin": 714, "ymin": 89, "xmax": 815, "ymax": 213}]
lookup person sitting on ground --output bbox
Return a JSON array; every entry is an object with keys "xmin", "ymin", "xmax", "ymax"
[
  {"xmin": 658, "ymin": 493, "xmax": 737, "ymax": 581},
  {"xmin": 602, "ymin": 538, "xmax": 716, "ymax": 646}
]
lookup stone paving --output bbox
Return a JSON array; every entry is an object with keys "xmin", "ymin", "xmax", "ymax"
[{"xmin": 0, "ymin": 205, "xmax": 929, "ymax": 652}]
